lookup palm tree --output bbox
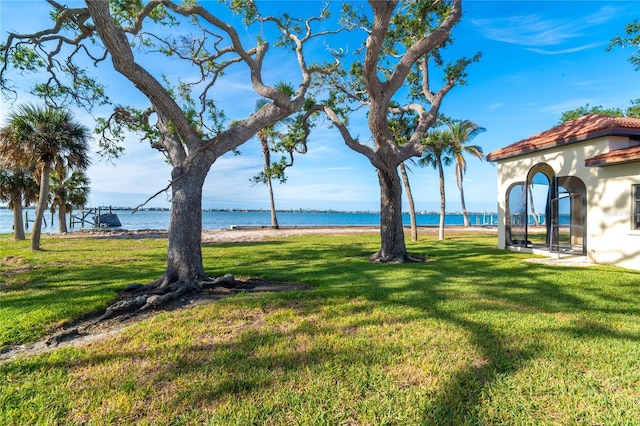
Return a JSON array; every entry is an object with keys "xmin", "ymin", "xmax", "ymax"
[
  {"xmin": 419, "ymin": 130, "xmax": 454, "ymax": 241},
  {"xmin": 446, "ymin": 119, "xmax": 485, "ymax": 227},
  {"xmin": 255, "ymin": 122, "xmax": 282, "ymax": 229},
  {"xmin": 0, "ymin": 168, "xmax": 38, "ymax": 240},
  {"xmin": 0, "ymin": 104, "xmax": 91, "ymax": 250},
  {"xmin": 251, "ymin": 98, "xmax": 299, "ymax": 229},
  {"xmin": 49, "ymin": 169, "xmax": 91, "ymax": 233}
]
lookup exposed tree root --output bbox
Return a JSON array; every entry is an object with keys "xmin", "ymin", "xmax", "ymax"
[
  {"xmin": 38, "ymin": 275, "xmax": 307, "ymax": 349},
  {"xmin": 369, "ymin": 251, "xmax": 426, "ymax": 263},
  {"xmin": 0, "ymin": 277, "xmax": 312, "ymax": 361},
  {"xmin": 93, "ymin": 273, "xmax": 243, "ymax": 323}
]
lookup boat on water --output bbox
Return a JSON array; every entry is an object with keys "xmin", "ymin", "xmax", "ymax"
[{"xmin": 93, "ymin": 212, "xmax": 122, "ymax": 227}]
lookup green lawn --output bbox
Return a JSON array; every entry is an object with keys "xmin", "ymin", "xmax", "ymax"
[{"xmin": 1, "ymin": 231, "xmax": 639, "ymax": 425}]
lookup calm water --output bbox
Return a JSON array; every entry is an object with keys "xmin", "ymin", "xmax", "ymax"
[{"xmin": 0, "ymin": 208, "xmax": 499, "ymax": 234}]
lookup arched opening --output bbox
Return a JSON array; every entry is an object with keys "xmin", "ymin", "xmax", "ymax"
[
  {"xmin": 526, "ymin": 164, "xmax": 555, "ymax": 248},
  {"xmin": 505, "ymin": 182, "xmax": 527, "ymax": 246},
  {"xmin": 505, "ymin": 163, "xmax": 586, "ymax": 255},
  {"xmin": 552, "ymin": 176, "xmax": 586, "ymax": 255}
]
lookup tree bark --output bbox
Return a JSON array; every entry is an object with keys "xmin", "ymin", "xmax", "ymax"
[
  {"xmin": 437, "ymin": 157, "xmax": 446, "ymax": 241},
  {"xmin": 58, "ymin": 203, "xmax": 68, "ymax": 233},
  {"xmin": 11, "ymin": 193, "xmax": 25, "ymax": 240},
  {"xmin": 528, "ymin": 185, "xmax": 540, "ymax": 226},
  {"xmin": 31, "ymin": 163, "xmax": 51, "ymax": 250},
  {"xmin": 371, "ymin": 166, "xmax": 411, "ymax": 263},
  {"xmin": 399, "ymin": 162, "xmax": 417, "ymax": 241},
  {"xmin": 267, "ymin": 177, "xmax": 279, "ymax": 229},
  {"xmin": 459, "ymin": 180, "xmax": 470, "ymax": 227},
  {"xmin": 262, "ymin": 139, "xmax": 279, "ymax": 229},
  {"xmin": 94, "ymin": 161, "xmax": 220, "ymax": 320},
  {"xmin": 163, "ymin": 163, "xmax": 210, "ymax": 285}
]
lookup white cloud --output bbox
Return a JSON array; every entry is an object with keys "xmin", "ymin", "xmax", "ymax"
[
  {"xmin": 472, "ymin": 14, "xmax": 583, "ymax": 47},
  {"xmin": 583, "ymin": 6, "xmax": 622, "ymax": 25},
  {"xmin": 472, "ymin": 5, "xmax": 623, "ymax": 51},
  {"xmin": 526, "ymin": 42, "xmax": 603, "ymax": 55}
]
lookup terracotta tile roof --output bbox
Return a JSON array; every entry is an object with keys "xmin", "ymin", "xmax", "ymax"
[
  {"xmin": 585, "ymin": 145, "xmax": 640, "ymax": 167},
  {"xmin": 487, "ymin": 114, "xmax": 640, "ymax": 162}
]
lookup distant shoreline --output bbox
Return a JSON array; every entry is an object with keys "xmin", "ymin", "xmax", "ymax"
[
  {"xmin": 0, "ymin": 209, "xmax": 500, "ymax": 234},
  {"xmin": 3, "ymin": 205, "xmax": 499, "ymax": 216}
]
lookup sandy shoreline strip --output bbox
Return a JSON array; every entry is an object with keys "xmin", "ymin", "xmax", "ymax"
[{"xmin": 53, "ymin": 225, "xmax": 497, "ymax": 243}]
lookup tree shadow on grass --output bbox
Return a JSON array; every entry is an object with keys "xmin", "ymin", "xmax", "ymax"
[
  {"xmin": 227, "ymin": 235, "xmax": 640, "ymax": 423},
  {"xmin": 359, "ymin": 241, "xmax": 639, "ymax": 423},
  {"xmin": 341, "ymin": 260, "xmax": 540, "ymax": 424},
  {"xmin": 205, "ymin": 238, "xmax": 535, "ymax": 422},
  {"xmin": 2, "ymin": 234, "xmax": 639, "ymax": 423}
]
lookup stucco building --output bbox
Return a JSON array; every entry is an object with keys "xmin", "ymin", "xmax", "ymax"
[{"xmin": 487, "ymin": 114, "xmax": 640, "ymax": 270}]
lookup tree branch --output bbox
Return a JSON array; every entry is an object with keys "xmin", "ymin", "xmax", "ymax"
[
  {"xmin": 321, "ymin": 105, "xmax": 381, "ymax": 168},
  {"xmin": 86, "ymin": 1, "xmax": 198, "ymax": 155},
  {"xmin": 386, "ymin": 0, "xmax": 462, "ymax": 96},
  {"xmin": 133, "ymin": 182, "xmax": 171, "ymax": 213}
]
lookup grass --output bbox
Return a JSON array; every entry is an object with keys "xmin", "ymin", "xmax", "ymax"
[
  {"xmin": 0, "ymin": 235, "xmax": 167, "ymax": 345},
  {"xmin": 1, "ymin": 231, "xmax": 639, "ymax": 425}
]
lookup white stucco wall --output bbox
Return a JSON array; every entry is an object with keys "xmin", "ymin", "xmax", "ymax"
[{"xmin": 494, "ymin": 136, "xmax": 640, "ymax": 270}]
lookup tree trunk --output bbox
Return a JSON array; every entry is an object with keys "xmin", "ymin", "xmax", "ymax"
[
  {"xmin": 267, "ymin": 177, "xmax": 279, "ymax": 229},
  {"xmin": 163, "ymin": 163, "xmax": 209, "ymax": 286},
  {"xmin": 371, "ymin": 166, "xmax": 410, "ymax": 263},
  {"xmin": 529, "ymin": 185, "xmax": 540, "ymax": 226},
  {"xmin": 399, "ymin": 162, "xmax": 417, "ymax": 241},
  {"xmin": 94, "ymin": 161, "xmax": 227, "ymax": 321},
  {"xmin": 459, "ymin": 180, "xmax": 470, "ymax": 227},
  {"xmin": 31, "ymin": 163, "xmax": 51, "ymax": 250},
  {"xmin": 261, "ymin": 139, "xmax": 279, "ymax": 229},
  {"xmin": 11, "ymin": 193, "xmax": 25, "ymax": 240},
  {"xmin": 437, "ymin": 158, "xmax": 446, "ymax": 241},
  {"xmin": 58, "ymin": 203, "xmax": 68, "ymax": 233}
]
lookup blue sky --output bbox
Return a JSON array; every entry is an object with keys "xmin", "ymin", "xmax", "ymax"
[{"xmin": 1, "ymin": 1, "xmax": 638, "ymax": 212}]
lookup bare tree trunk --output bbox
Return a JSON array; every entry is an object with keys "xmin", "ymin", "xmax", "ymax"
[
  {"xmin": 399, "ymin": 162, "xmax": 417, "ymax": 241},
  {"xmin": 11, "ymin": 194, "xmax": 25, "ymax": 240},
  {"xmin": 529, "ymin": 184, "xmax": 540, "ymax": 226},
  {"xmin": 31, "ymin": 163, "xmax": 51, "ymax": 250},
  {"xmin": 459, "ymin": 180, "xmax": 470, "ymax": 227},
  {"xmin": 163, "ymin": 164, "xmax": 209, "ymax": 285},
  {"xmin": 437, "ymin": 157, "xmax": 446, "ymax": 241},
  {"xmin": 261, "ymin": 139, "xmax": 279, "ymax": 229},
  {"xmin": 267, "ymin": 178, "xmax": 279, "ymax": 229},
  {"xmin": 95, "ymin": 163, "xmax": 212, "ymax": 321},
  {"xmin": 371, "ymin": 166, "xmax": 422, "ymax": 263},
  {"xmin": 58, "ymin": 203, "xmax": 68, "ymax": 233}
]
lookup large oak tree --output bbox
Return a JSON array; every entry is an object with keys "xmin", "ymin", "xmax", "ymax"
[
  {"xmin": 1, "ymin": 0, "xmax": 348, "ymax": 310},
  {"xmin": 300, "ymin": 0, "xmax": 479, "ymax": 262}
]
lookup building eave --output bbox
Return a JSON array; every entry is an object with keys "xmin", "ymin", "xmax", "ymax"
[
  {"xmin": 487, "ymin": 114, "xmax": 640, "ymax": 162},
  {"xmin": 585, "ymin": 145, "xmax": 640, "ymax": 167}
]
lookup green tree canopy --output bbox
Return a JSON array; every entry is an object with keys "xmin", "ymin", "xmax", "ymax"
[
  {"xmin": 559, "ymin": 99, "xmax": 640, "ymax": 123},
  {"xmin": 49, "ymin": 169, "xmax": 91, "ymax": 233},
  {"xmin": 446, "ymin": 119, "xmax": 485, "ymax": 227},
  {"xmin": 607, "ymin": 18, "xmax": 640, "ymax": 71},
  {"xmin": 419, "ymin": 129, "xmax": 454, "ymax": 241},
  {"xmin": 298, "ymin": 0, "xmax": 479, "ymax": 262},
  {"xmin": 0, "ymin": 167, "xmax": 38, "ymax": 240}
]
